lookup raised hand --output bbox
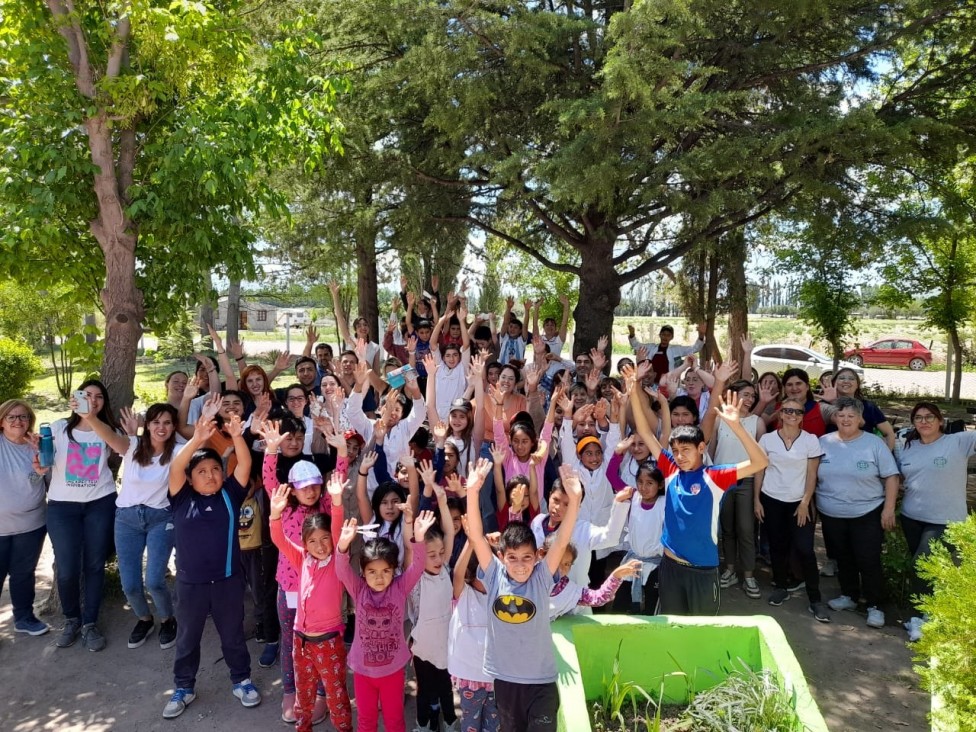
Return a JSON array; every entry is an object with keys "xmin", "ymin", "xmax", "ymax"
[
  {"xmin": 432, "ymin": 422, "xmax": 448, "ymax": 446},
  {"xmin": 489, "ymin": 444, "xmax": 508, "ymax": 465},
  {"xmin": 714, "ymin": 359, "xmax": 739, "ymax": 384},
  {"xmin": 559, "ymin": 293, "xmax": 570, "ymax": 307},
  {"xmin": 488, "ymin": 384, "xmax": 506, "ymax": 406},
  {"xmin": 305, "ymin": 325, "xmax": 319, "ymax": 344},
  {"xmin": 590, "ymin": 346, "xmax": 607, "ymax": 374},
  {"xmin": 758, "ymin": 379, "xmax": 778, "ymax": 403},
  {"xmin": 257, "ymin": 419, "xmax": 289, "ymax": 453},
  {"xmin": 523, "ymin": 362, "xmax": 541, "ymax": 391},
  {"xmin": 611, "ymin": 559, "xmax": 643, "ymax": 580},
  {"xmin": 325, "ymin": 431, "xmax": 348, "ymax": 456},
  {"xmin": 593, "ymin": 397, "xmax": 608, "ymax": 424},
  {"xmin": 418, "ymin": 459, "xmax": 437, "ymax": 488},
  {"xmin": 615, "ymin": 486, "xmax": 635, "ymax": 503},
  {"xmin": 119, "ymin": 407, "xmax": 139, "ymax": 436},
  {"xmin": 557, "ymin": 464, "xmax": 583, "ymax": 502},
  {"xmin": 406, "ymin": 334, "xmax": 418, "ymax": 355},
  {"xmin": 252, "ymin": 392, "xmax": 272, "ymax": 425},
  {"xmin": 530, "ymin": 439, "xmax": 549, "ymax": 465},
  {"xmin": 225, "ymin": 414, "xmax": 244, "ymax": 438},
  {"xmin": 532, "ymin": 334, "xmax": 545, "ymax": 357},
  {"xmin": 465, "ymin": 457, "xmax": 492, "ymax": 492},
  {"xmin": 422, "ymin": 352, "xmax": 438, "ymax": 375},
  {"xmin": 360, "ymin": 450, "xmax": 379, "ymax": 472},
  {"xmin": 270, "ymin": 484, "xmax": 291, "ymax": 520},
  {"xmin": 207, "ymin": 323, "xmax": 224, "ymax": 352},
  {"xmin": 314, "ymin": 414, "xmax": 335, "ymax": 438},
  {"xmin": 740, "ymin": 333, "xmax": 754, "ymax": 353},
  {"xmin": 615, "ymin": 435, "xmax": 635, "ymax": 455},
  {"xmin": 509, "ymin": 481, "xmax": 527, "ymax": 510},
  {"xmin": 469, "ymin": 353, "xmax": 485, "ymax": 379},
  {"xmin": 228, "ymin": 339, "xmax": 245, "ymax": 362},
  {"xmin": 627, "ymin": 324, "xmax": 636, "ymax": 338},
  {"xmin": 355, "ymin": 339, "xmax": 369, "ymax": 363},
  {"xmin": 354, "ymin": 361, "xmax": 370, "ymax": 388},
  {"xmin": 446, "ymin": 473, "xmax": 465, "ymax": 497},
  {"xmin": 585, "ymin": 368, "xmax": 601, "ymax": 394},
  {"xmin": 414, "ymin": 510, "xmax": 437, "ymax": 541},
  {"xmin": 635, "ymin": 360, "xmax": 652, "ymax": 383},
  {"xmin": 192, "ymin": 417, "xmax": 217, "ymax": 444},
  {"xmin": 338, "ymin": 518, "xmax": 358, "ymax": 551},
  {"xmin": 274, "ymin": 351, "xmax": 293, "ymax": 372},
  {"xmin": 326, "ymin": 474, "xmax": 345, "ymax": 499},
  {"xmin": 714, "ymin": 390, "xmax": 742, "ymax": 424},
  {"xmin": 635, "ymin": 346, "xmax": 649, "ymax": 363},
  {"xmin": 664, "ymin": 375, "xmax": 680, "ymax": 399}
]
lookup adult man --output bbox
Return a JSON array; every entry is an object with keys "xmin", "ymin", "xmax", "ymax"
[{"xmin": 628, "ymin": 323, "xmax": 706, "ymax": 383}]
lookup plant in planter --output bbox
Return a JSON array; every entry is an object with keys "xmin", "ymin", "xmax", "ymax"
[{"xmin": 914, "ymin": 514, "xmax": 976, "ymax": 732}]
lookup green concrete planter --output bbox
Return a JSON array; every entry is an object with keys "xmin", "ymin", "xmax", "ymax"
[{"xmin": 552, "ymin": 614, "xmax": 829, "ymax": 732}]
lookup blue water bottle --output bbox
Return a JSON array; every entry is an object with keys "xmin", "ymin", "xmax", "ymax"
[{"xmin": 38, "ymin": 423, "xmax": 55, "ymax": 468}]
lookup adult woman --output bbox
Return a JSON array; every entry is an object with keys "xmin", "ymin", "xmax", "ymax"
[
  {"xmin": 0, "ymin": 400, "xmax": 49, "ymax": 635},
  {"xmin": 164, "ymin": 371, "xmax": 189, "ymax": 410},
  {"xmin": 898, "ymin": 402, "xmax": 976, "ymax": 641},
  {"xmin": 329, "ymin": 280, "xmax": 382, "ymax": 372},
  {"xmin": 763, "ymin": 369, "xmax": 829, "ymax": 437},
  {"xmin": 827, "ymin": 368, "xmax": 896, "ymax": 450},
  {"xmin": 482, "ymin": 363, "xmax": 527, "ymax": 431},
  {"xmin": 48, "ymin": 379, "xmax": 122, "ymax": 651},
  {"xmin": 754, "ymin": 398, "xmax": 828, "ymax": 621},
  {"xmin": 240, "ymin": 364, "xmax": 276, "ymax": 416},
  {"xmin": 816, "ymin": 397, "xmax": 899, "ymax": 629},
  {"xmin": 85, "ymin": 402, "xmax": 180, "ymax": 650}
]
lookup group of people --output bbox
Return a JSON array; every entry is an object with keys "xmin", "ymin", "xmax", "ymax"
[{"xmin": 0, "ymin": 278, "xmax": 972, "ymax": 732}]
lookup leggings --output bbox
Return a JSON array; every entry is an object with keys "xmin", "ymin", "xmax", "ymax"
[
  {"xmin": 760, "ymin": 493, "xmax": 821, "ymax": 603},
  {"xmin": 820, "ymin": 506, "xmax": 884, "ymax": 608},
  {"xmin": 414, "ymin": 656, "xmax": 457, "ymax": 730},
  {"xmin": 353, "ymin": 667, "xmax": 406, "ymax": 732},
  {"xmin": 293, "ymin": 633, "xmax": 352, "ymax": 732}
]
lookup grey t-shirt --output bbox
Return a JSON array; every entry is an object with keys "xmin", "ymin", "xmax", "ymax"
[
  {"xmin": 899, "ymin": 431, "xmax": 976, "ymax": 524},
  {"xmin": 479, "ymin": 555, "xmax": 557, "ymax": 684},
  {"xmin": 0, "ymin": 435, "xmax": 47, "ymax": 535},
  {"xmin": 816, "ymin": 432, "xmax": 899, "ymax": 518}
]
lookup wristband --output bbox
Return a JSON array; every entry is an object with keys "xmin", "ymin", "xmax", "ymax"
[
  {"xmin": 236, "ymin": 356, "xmax": 245, "ymax": 362},
  {"xmin": 359, "ymin": 471, "xmax": 369, "ymax": 477},
  {"xmin": 217, "ymin": 350, "xmax": 225, "ymax": 355}
]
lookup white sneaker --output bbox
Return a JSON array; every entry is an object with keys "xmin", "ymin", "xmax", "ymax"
[
  {"xmin": 743, "ymin": 577, "xmax": 761, "ymax": 599},
  {"xmin": 443, "ymin": 722, "xmax": 460, "ymax": 732},
  {"xmin": 866, "ymin": 606, "xmax": 885, "ymax": 628},
  {"xmin": 820, "ymin": 559, "xmax": 838, "ymax": 577},
  {"xmin": 719, "ymin": 569, "xmax": 739, "ymax": 588},
  {"xmin": 904, "ymin": 616, "xmax": 925, "ymax": 642},
  {"xmin": 828, "ymin": 595, "xmax": 857, "ymax": 612}
]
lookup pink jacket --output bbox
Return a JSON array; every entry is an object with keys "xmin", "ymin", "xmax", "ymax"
[
  {"xmin": 493, "ymin": 419, "xmax": 554, "ymax": 507},
  {"xmin": 263, "ymin": 452, "xmax": 348, "ymax": 591},
  {"xmin": 270, "ymin": 504, "xmax": 344, "ymax": 636}
]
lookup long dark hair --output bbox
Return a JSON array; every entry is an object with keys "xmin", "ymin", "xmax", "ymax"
[
  {"xmin": 372, "ymin": 481, "xmax": 406, "ymax": 537},
  {"xmin": 904, "ymin": 402, "xmax": 944, "ymax": 449},
  {"xmin": 134, "ymin": 403, "xmax": 179, "ymax": 466},
  {"xmin": 67, "ymin": 379, "xmax": 120, "ymax": 443}
]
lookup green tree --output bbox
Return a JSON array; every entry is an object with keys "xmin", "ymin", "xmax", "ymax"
[{"xmin": 0, "ymin": 1, "xmax": 345, "ymax": 408}]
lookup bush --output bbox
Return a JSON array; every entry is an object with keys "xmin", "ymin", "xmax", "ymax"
[
  {"xmin": 0, "ymin": 337, "xmax": 42, "ymax": 401},
  {"xmin": 915, "ymin": 514, "xmax": 976, "ymax": 731}
]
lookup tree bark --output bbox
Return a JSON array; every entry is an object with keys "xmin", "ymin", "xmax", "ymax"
[
  {"xmin": 355, "ymin": 227, "xmax": 380, "ymax": 342},
  {"xmin": 950, "ymin": 325, "xmax": 962, "ymax": 405},
  {"xmin": 701, "ymin": 250, "xmax": 720, "ymax": 363},
  {"xmin": 226, "ymin": 278, "xmax": 241, "ymax": 344},
  {"xmin": 724, "ymin": 231, "xmax": 749, "ymax": 368},
  {"xmin": 572, "ymin": 236, "xmax": 620, "ymax": 358}
]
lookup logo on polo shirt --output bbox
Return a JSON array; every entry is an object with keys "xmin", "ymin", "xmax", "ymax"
[
  {"xmin": 856, "ymin": 461, "xmax": 870, "ymax": 471},
  {"xmin": 493, "ymin": 594, "xmax": 536, "ymax": 624},
  {"xmin": 689, "ymin": 483, "xmax": 701, "ymax": 495},
  {"xmin": 934, "ymin": 457, "xmax": 948, "ymax": 469}
]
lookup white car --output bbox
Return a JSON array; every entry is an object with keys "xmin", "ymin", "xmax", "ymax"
[{"xmin": 750, "ymin": 344, "xmax": 865, "ymax": 381}]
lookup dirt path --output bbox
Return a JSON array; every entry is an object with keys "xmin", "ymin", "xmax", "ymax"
[{"xmin": 1, "ymin": 540, "xmax": 928, "ymax": 731}]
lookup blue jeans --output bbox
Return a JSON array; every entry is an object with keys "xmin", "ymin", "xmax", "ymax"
[
  {"xmin": 46, "ymin": 493, "xmax": 116, "ymax": 625},
  {"xmin": 115, "ymin": 505, "xmax": 175, "ymax": 619},
  {"xmin": 0, "ymin": 525, "xmax": 47, "ymax": 623}
]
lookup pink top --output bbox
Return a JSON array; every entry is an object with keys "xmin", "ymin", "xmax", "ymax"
[
  {"xmin": 493, "ymin": 419, "xmax": 554, "ymax": 506},
  {"xmin": 263, "ymin": 452, "xmax": 348, "ymax": 591},
  {"xmin": 270, "ymin": 504, "xmax": 344, "ymax": 636},
  {"xmin": 336, "ymin": 539, "xmax": 425, "ymax": 678}
]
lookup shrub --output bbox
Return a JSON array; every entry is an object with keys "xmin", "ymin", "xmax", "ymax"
[
  {"xmin": 0, "ymin": 337, "xmax": 42, "ymax": 401},
  {"xmin": 915, "ymin": 514, "xmax": 976, "ymax": 732}
]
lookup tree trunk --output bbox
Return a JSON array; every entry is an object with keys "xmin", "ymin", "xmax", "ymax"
[
  {"xmin": 200, "ymin": 271, "xmax": 215, "ymax": 338},
  {"xmin": 226, "ymin": 278, "xmax": 241, "ymax": 344},
  {"xmin": 701, "ymin": 250, "xmax": 720, "ymax": 363},
  {"xmin": 84, "ymin": 313, "xmax": 97, "ymax": 345},
  {"xmin": 950, "ymin": 325, "xmax": 963, "ymax": 405},
  {"xmin": 355, "ymin": 227, "xmax": 380, "ymax": 342},
  {"xmin": 572, "ymin": 237, "xmax": 620, "ymax": 358},
  {"xmin": 725, "ymin": 231, "xmax": 749, "ymax": 368}
]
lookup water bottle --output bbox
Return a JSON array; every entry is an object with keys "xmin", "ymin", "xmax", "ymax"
[{"xmin": 38, "ymin": 423, "xmax": 55, "ymax": 468}]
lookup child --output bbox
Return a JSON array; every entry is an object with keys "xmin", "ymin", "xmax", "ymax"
[
  {"xmin": 617, "ymin": 463, "xmax": 666, "ymax": 614},
  {"xmin": 408, "ymin": 477, "xmax": 458, "ymax": 732},
  {"xmin": 490, "ymin": 468, "xmax": 539, "ymax": 531},
  {"xmin": 466, "ymin": 458, "xmax": 583, "ymax": 732},
  {"xmin": 544, "ymin": 534, "xmax": 641, "ymax": 619},
  {"xmin": 163, "ymin": 415, "xmax": 260, "ymax": 719},
  {"xmin": 335, "ymin": 509, "xmax": 437, "ymax": 732},
  {"xmin": 269, "ymin": 476, "xmax": 352, "ymax": 732},
  {"xmin": 448, "ymin": 537, "xmax": 499, "ymax": 732},
  {"xmin": 629, "ymin": 370, "xmax": 769, "ymax": 616}
]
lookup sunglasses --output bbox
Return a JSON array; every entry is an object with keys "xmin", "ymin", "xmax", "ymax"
[{"xmin": 780, "ymin": 408, "xmax": 804, "ymax": 416}]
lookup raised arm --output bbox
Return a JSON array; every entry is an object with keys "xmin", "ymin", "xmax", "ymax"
[
  {"xmin": 207, "ymin": 325, "xmax": 237, "ymax": 389},
  {"xmin": 546, "ymin": 465, "xmax": 582, "ymax": 576},
  {"xmin": 713, "ymin": 391, "xmax": 769, "ymax": 479},
  {"xmin": 355, "ymin": 449, "xmax": 378, "ymax": 523},
  {"xmin": 464, "ymin": 458, "xmax": 496, "ymax": 570},
  {"xmin": 558, "ymin": 294, "xmax": 571, "ymax": 342},
  {"xmin": 73, "ymin": 394, "xmax": 129, "ymax": 455},
  {"xmin": 168, "ymin": 417, "xmax": 217, "ymax": 496},
  {"xmin": 627, "ymin": 365, "xmax": 663, "ymax": 461},
  {"xmin": 453, "ymin": 536, "xmax": 474, "ymax": 599},
  {"xmin": 329, "ymin": 281, "xmax": 354, "ymax": 350},
  {"xmin": 302, "ymin": 325, "xmax": 318, "ymax": 358}
]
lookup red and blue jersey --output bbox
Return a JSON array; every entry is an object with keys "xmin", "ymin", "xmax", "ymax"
[{"xmin": 657, "ymin": 450, "xmax": 738, "ymax": 568}]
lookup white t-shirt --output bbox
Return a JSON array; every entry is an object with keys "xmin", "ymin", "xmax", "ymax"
[
  {"xmin": 713, "ymin": 414, "xmax": 760, "ymax": 465},
  {"xmin": 47, "ymin": 419, "xmax": 117, "ymax": 503},
  {"xmin": 448, "ymin": 585, "xmax": 491, "ymax": 683},
  {"xmin": 118, "ymin": 436, "xmax": 180, "ymax": 510},
  {"xmin": 757, "ymin": 430, "xmax": 823, "ymax": 503},
  {"xmin": 433, "ymin": 351, "xmax": 470, "ymax": 422}
]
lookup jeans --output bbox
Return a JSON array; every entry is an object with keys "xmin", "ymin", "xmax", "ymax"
[
  {"xmin": 820, "ymin": 506, "xmax": 884, "ymax": 607},
  {"xmin": 0, "ymin": 526, "xmax": 47, "ymax": 623},
  {"xmin": 47, "ymin": 492, "xmax": 116, "ymax": 625},
  {"xmin": 901, "ymin": 515, "xmax": 948, "ymax": 614},
  {"xmin": 114, "ymin": 505, "xmax": 175, "ymax": 619},
  {"xmin": 720, "ymin": 478, "xmax": 756, "ymax": 573}
]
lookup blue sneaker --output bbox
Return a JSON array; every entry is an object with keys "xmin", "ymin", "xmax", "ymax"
[
  {"xmin": 14, "ymin": 617, "xmax": 50, "ymax": 636},
  {"xmin": 258, "ymin": 641, "xmax": 279, "ymax": 668},
  {"xmin": 163, "ymin": 688, "xmax": 196, "ymax": 719},
  {"xmin": 232, "ymin": 678, "xmax": 261, "ymax": 708}
]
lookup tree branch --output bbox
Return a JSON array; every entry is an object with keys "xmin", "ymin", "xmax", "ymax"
[
  {"xmin": 106, "ymin": 15, "xmax": 131, "ymax": 79},
  {"xmin": 47, "ymin": 0, "xmax": 96, "ymax": 98},
  {"xmin": 440, "ymin": 214, "xmax": 580, "ymax": 275}
]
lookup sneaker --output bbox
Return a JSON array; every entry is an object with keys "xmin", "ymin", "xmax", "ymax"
[
  {"xmin": 443, "ymin": 720, "xmax": 460, "ymax": 732},
  {"xmin": 311, "ymin": 693, "xmax": 329, "ymax": 725},
  {"xmin": 128, "ymin": 617, "xmax": 155, "ymax": 649},
  {"xmin": 820, "ymin": 559, "xmax": 838, "ymax": 577},
  {"xmin": 768, "ymin": 589, "xmax": 789, "ymax": 606},
  {"xmin": 162, "ymin": 688, "xmax": 196, "ymax": 719},
  {"xmin": 719, "ymin": 569, "xmax": 739, "ymax": 588},
  {"xmin": 159, "ymin": 618, "xmax": 178, "ymax": 650},
  {"xmin": 743, "ymin": 577, "xmax": 761, "ymax": 599},
  {"xmin": 866, "ymin": 606, "xmax": 885, "ymax": 629},
  {"xmin": 905, "ymin": 616, "xmax": 925, "ymax": 642},
  {"xmin": 808, "ymin": 602, "xmax": 831, "ymax": 623},
  {"xmin": 259, "ymin": 641, "xmax": 279, "ymax": 668},
  {"xmin": 56, "ymin": 618, "xmax": 82, "ymax": 648},
  {"xmin": 828, "ymin": 594, "xmax": 857, "ymax": 612},
  {"xmin": 786, "ymin": 579, "xmax": 806, "ymax": 592},
  {"xmin": 82, "ymin": 623, "xmax": 106, "ymax": 652},
  {"xmin": 281, "ymin": 692, "xmax": 296, "ymax": 723},
  {"xmin": 232, "ymin": 678, "xmax": 261, "ymax": 708},
  {"xmin": 14, "ymin": 617, "xmax": 50, "ymax": 636}
]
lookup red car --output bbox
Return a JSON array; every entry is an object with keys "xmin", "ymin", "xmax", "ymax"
[{"xmin": 844, "ymin": 339, "xmax": 932, "ymax": 371}]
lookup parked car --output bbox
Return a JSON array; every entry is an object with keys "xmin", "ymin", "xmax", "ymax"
[
  {"xmin": 750, "ymin": 344, "xmax": 865, "ymax": 381},
  {"xmin": 843, "ymin": 339, "xmax": 932, "ymax": 371}
]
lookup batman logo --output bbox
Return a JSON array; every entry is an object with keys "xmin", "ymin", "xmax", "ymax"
[{"xmin": 492, "ymin": 594, "xmax": 536, "ymax": 624}]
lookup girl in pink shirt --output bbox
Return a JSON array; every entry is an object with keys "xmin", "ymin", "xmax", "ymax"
[
  {"xmin": 335, "ymin": 508, "xmax": 436, "ymax": 732},
  {"xmin": 269, "ymin": 477, "xmax": 352, "ymax": 732}
]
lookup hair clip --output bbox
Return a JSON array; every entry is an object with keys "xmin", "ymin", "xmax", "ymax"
[{"xmin": 357, "ymin": 523, "xmax": 380, "ymax": 540}]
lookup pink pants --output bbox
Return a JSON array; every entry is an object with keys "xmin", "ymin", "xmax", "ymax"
[{"xmin": 353, "ymin": 667, "xmax": 406, "ymax": 732}]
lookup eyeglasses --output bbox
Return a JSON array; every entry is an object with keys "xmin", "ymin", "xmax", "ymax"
[
  {"xmin": 4, "ymin": 414, "xmax": 30, "ymax": 422},
  {"xmin": 913, "ymin": 414, "xmax": 938, "ymax": 423},
  {"xmin": 835, "ymin": 375, "xmax": 857, "ymax": 382},
  {"xmin": 286, "ymin": 396, "xmax": 306, "ymax": 403},
  {"xmin": 780, "ymin": 408, "xmax": 804, "ymax": 416}
]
